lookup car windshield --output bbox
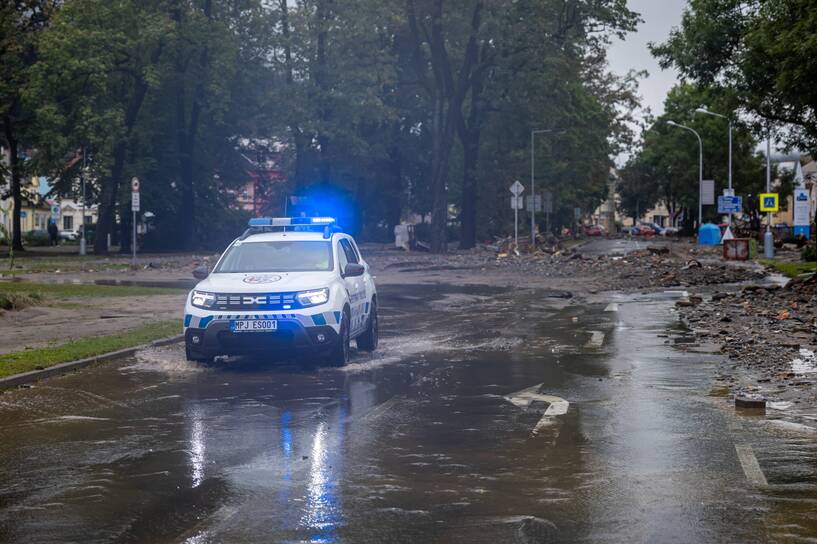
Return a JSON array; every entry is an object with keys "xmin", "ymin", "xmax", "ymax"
[{"xmin": 215, "ymin": 241, "xmax": 333, "ymax": 273}]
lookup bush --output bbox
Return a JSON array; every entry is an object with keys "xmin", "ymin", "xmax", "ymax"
[
  {"xmin": 23, "ymin": 231, "xmax": 50, "ymax": 246},
  {"xmin": 801, "ymin": 245, "xmax": 817, "ymax": 262}
]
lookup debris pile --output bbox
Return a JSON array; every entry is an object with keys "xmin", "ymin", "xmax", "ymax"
[{"xmin": 677, "ymin": 273, "xmax": 817, "ymax": 407}]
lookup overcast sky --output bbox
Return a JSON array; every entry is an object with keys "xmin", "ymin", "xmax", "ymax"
[{"xmin": 607, "ymin": 0, "xmax": 687, "ymax": 119}]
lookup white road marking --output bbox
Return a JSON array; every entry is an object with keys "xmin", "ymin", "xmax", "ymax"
[
  {"xmin": 735, "ymin": 445, "xmax": 768, "ymax": 487},
  {"xmin": 585, "ymin": 331, "xmax": 605, "ymax": 348},
  {"xmin": 604, "ymin": 303, "xmax": 619, "ymax": 312},
  {"xmin": 505, "ymin": 385, "xmax": 569, "ymax": 435}
]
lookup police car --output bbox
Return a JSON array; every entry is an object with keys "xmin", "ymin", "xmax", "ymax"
[{"xmin": 183, "ymin": 217, "xmax": 378, "ymax": 366}]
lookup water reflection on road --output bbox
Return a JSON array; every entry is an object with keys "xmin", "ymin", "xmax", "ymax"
[{"xmin": 0, "ymin": 284, "xmax": 816, "ymax": 543}]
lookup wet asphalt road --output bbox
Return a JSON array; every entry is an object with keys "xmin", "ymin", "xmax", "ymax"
[{"xmin": 1, "ymin": 282, "xmax": 817, "ymax": 543}]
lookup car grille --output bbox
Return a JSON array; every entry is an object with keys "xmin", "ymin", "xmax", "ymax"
[{"xmin": 213, "ymin": 292, "xmax": 299, "ymax": 311}]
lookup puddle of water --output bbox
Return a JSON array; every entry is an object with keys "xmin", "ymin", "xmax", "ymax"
[{"xmin": 121, "ymin": 346, "xmax": 205, "ymax": 376}]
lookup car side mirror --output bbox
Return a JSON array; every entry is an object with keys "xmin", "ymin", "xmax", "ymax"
[
  {"xmin": 192, "ymin": 265, "xmax": 210, "ymax": 280},
  {"xmin": 343, "ymin": 263, "xmax": 365, "ymax": 278}
]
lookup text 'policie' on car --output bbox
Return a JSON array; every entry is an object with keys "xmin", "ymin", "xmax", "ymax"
[{"xmin": 183, "ymin": 216, "xmax": 378, "ymax": 366}]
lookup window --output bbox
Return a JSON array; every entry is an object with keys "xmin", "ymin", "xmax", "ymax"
[
  {"xmin": 339, "ymin": 238, "xmax": 359, "ymax": 264},
  {"xmin": 215, "ymin": 241, "xmax": 333, "ymax": 273},
  {"xmin": 63, "ymin": 216, "xmax": 73, "ymax": 231}
]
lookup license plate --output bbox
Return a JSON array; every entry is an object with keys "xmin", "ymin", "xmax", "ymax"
[{"xmin": 230, "ymin": 319, "xmax": 277, "ymax": 333}]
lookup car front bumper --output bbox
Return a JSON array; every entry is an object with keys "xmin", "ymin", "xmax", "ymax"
[{"xmin": 183, "ymin": 311, "xmax": 341, "ymax": 358}]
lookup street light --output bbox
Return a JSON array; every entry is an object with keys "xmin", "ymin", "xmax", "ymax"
[
  {"xmin": 530, "ymin": 129, "xmax": 563, "ymax": 249},
  {"xmin": 695, "ymin": 106, "xmax": 733, "ymax": 230},
  {"xmin": 667, "ymin": 120, "xmax": 704, "ymax": 235}
]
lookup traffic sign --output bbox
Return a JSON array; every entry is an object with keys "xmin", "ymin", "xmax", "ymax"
[
  {"xmin": 510, "ymin": 196, "xmax": 524, "ymax": 210},
  {"xmin": 526, "ymin": 194, "xmax": 542, "ymax": 212},
  {"xmin": 717, "ymin": 195, "xmax": 742, "ymax": 214},
  {"xmin": 759, "ymin": 193, "xmax": 779, "ymax": 212},
  {"xmin": 132, "ymin": 192, "xmax": 141, "ymax": 212},
  {"xmin": 701, "ymin": 179, "xmax": 715, "ymax": 205},
  {"xmin": 131, "ymin": 177, "xmax": 140, "ymax": 192},
  {"xmin": 50, "ymin": 204, "xmax": 60, "ymax": 220},
  {"xmin": 543, "ymin": 191, "xmax": 553, "ymax": 214},
  {"xmin": 509, "ymin": 181, "xmax": 525, "ymax": 196}
]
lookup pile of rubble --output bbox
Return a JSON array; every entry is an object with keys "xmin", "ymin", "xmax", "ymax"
[
  {"xmin": 677, "ymin": 274, "xmax": 817, "ymax": 406},
  {"xmin": 487, "ymin": 244, "xmax": 764, "ymax": 290}
]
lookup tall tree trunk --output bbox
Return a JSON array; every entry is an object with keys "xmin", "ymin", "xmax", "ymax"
[
  {"xmin": 459, "ymin": 129, "xmax": 479, "ymax": 249},
  {"xmin": 407, "ymin": 0, "xmax": 483, "ymax": 253},
  {"xmin": 175, "ymin": 0, "xmax": 210, "ymax": 250},
  {"xmin": 3, "ymin": 117, "xmax": 24, "ymax": 251},
  {"xmin": 314, "ymin": 0, "xmax": 332, "ymax": 184},
  {"xmin": 280, "ymin": 0, "xmax": 307, "ymax": 190}
]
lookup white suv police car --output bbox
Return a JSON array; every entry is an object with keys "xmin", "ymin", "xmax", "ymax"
[{"xmin": 183, "ymin": 217, "xmax": 378, "ymax": 366}]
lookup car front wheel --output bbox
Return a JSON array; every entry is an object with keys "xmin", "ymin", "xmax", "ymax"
[
  {"xmin": 326, "ymin": 310, "xmax": 350, "ymax": 367},
  {"xmin": 356, "ymin": 300, "xmax": 378, "ymax": 352}
]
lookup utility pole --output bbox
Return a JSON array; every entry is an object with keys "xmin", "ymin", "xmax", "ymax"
[
  {"xmin": 131, "ymin": 177, "xmax": 140, "ymax": 266},
  {"xmin": 530, "ymin": 129, "xmax": 563, "ymax": 250},
  {"xmin": 695, "ymin": 107, "xmax": 733, "ymax": 231},
  {"xmin": 79, "ymin": 149, "xmax": 87, "ymax": 256},
  {"xmin": 764, "ymin": 136, "xmax": 774, "ymax": 258},
  {"xmin": 667, "ymin": 121, "xmax": 704, "ymax": 238}
]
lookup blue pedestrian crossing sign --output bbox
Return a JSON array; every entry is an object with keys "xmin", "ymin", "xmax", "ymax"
[
  {"xmin": 759, "ymin": 193, "xmax": 779, "ymax": 212},
  {"xmin": 717, "ymin": 195, "xmax": 742, "ymax": 214}
]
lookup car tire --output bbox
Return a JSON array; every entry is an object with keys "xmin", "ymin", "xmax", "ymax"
[
  {"xmin": 185, "ymin": 341, "xmax": 211, "ymax": 363},
  {"xmin": 326, "ymin": 309, "xmax": 350, "ymax": 367},
  {"xmin": 356, "ymin": 300, "xmax": 378, "ymax": 352}
]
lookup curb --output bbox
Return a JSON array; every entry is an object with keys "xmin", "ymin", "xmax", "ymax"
[{"xmin": 0, "ymin": 334, "xmax": 184, "ymax": 391}]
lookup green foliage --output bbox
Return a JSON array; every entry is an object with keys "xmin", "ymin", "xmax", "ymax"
[
  {"xmin": 620, "ymin": 84, "xmax": 766, "ymax": 227},
  {"xmin": 0, "ymin": 319, "xmax": 180, "ymax": 378},
  {"xmin": 11, "ymin": 0, "xmax": 643, "ymax": 251},
  {"xmin": 652, "ymin": 0, "xmax": 817, "ymax": 152},
  {"xmin": 802, "ymin": 245, "xmax": 817, "ymax": 263},
  {"xmin": 23, "ymin": 230, "xmax": 50, "ymax": 246}
]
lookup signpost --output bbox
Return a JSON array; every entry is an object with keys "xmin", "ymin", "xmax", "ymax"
[
  {"xmin": 700, "ymin": 179, "xmax": 715, "ymax": 206},
  {"xmin": 759, "ymin": 193, "xmax": 778, "ymax": 213},
  {"xmin": 543, "ymin": 191, "xmax": 553, "ymax": 235},
  {"xmin": 509, "ymin": 181, "xmax": 525, "ymax": 249},
  {"xmin": 717, "ymin": 195, "xmax": 742, "ymax": 214},
  {"xmin": 131, "ymin": 177, "xmax": 140, "ymax": 265},
  {"xmin": 794, "ymin": 188, "xmax": 810, "ymax": 239}
]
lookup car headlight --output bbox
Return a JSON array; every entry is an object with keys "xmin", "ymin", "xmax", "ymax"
[
  {"xmin": 296, "ymin": 288, "xmax": 330, "ymax": 307},
  {"xmin": 191, "ymin": 290, "xmax": 216, "ymax": 309}
]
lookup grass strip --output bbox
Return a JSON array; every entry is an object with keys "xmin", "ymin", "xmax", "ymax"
[
  {"xmin": 759, "ymin": 260, "xmax": 817, "ymax": 278},
  {"xmin": 0, "ymin": 319, "xmax": 181, "ymax": 378},
  {"xmin": 0, "ymin": 281, "xmax": 187, "ymax": 298}
]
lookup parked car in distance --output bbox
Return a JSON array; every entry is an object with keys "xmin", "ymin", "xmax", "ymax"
[
  {"xmin": 583, "ymin": 224, "xmax": 607, "ymax": 236},
  {"xmin": 630, "ymin": 224, "xmax": 656, "ymax": 236},
  {"xmin": 59, "ymin": 230, "xmax": 78, "ymax": 241}
]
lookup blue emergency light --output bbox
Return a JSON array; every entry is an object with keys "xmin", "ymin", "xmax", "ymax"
[
  {"xmin": 242, "ymin": 217, "xmax": 341, "ymax": 240},
  {"xmin": 248, "ymin": 217, "xmax": 336, "ymax": 227}
]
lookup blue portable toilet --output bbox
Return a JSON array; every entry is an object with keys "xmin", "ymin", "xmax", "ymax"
[{"xmin": 698, "ymin": 223, "xmax": 721, "ymax": 245}]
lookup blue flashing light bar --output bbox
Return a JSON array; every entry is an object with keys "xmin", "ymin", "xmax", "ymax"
[{"xmin": 248, "ymin": 217, "xmax": 336, "ymax": 227}]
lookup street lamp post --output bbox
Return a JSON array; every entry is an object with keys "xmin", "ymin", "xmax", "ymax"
[
  {"xmin": 695, "ymin": 107, "xmax": 733, "ymax": 230},
  {"xmin": 667, "ymin": 120, "xmax": 704, "ymax": 237},
  {"xmin": 530, "ymin": 129, "xmax": 562, "ymax": 250},
  {"xmin": 765, "ymin": 135, "xmax": 774, "ymax": 258}
]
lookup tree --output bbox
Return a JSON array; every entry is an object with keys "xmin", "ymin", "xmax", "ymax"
[
  {"xmin": 0, "ymin": 0, "xmax": 57, "ymax": 251},
  {"xmin": 652, "ymin": 0, "xmax": 817, "ymax": 152},
  {"xmin": 25, "ymin": 0, "xmax": 170, "ymax": 254},
  {"xmin": 620, "ymin": 84, "xmax": 766, "ymax": 231}
]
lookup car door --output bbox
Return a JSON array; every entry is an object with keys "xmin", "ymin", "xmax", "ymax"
[{"xmin": 339, "ymin": 238, "xmax": 366, "ymax": 335}]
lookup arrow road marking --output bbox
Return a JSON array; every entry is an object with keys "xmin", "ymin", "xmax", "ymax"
[
  {"xmin": 585, "ymin": 331, "xmax": 605, "ymax": 348},
  {"xmin": 604, "ymin": 303, "xmax": 619, "ymax": 312},
  {"xmin": 735, "ymin": 445, "xmax": 768, "ymax": 487},
  {"xmin": 505, "ymin": 384, "xmax": 569, "ymax": 435}
]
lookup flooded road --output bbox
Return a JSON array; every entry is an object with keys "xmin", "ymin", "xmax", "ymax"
[{"xmin": 1, "ymin": 283, "xmax": 816, "ymax": 543}]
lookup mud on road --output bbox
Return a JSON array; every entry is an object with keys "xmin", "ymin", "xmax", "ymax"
[{"xmin": 1, "ymin": 242, "xmax": 817, "ymax": 541}]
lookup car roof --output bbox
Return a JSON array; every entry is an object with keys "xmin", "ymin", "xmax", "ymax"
[{"xmin": 237, "ymin": 231, "xmax": 348, "ymax": 243}]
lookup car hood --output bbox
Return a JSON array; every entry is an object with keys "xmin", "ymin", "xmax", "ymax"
[{"xmin": 194, "ymin": 271, "xmax": 335, "ymax": 293}]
